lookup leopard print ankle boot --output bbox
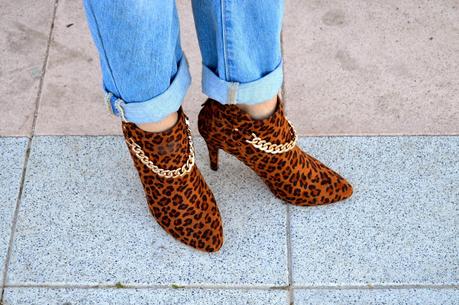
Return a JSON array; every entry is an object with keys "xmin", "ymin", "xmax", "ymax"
[
  {"xmin": 122, "ymin": 109, "xmax": 223, "ymax": 252},
  {"xmin": 198, "ymin": 98, "xmax": 353, "ymax": 206}
]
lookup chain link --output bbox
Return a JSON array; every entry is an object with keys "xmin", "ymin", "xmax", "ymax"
[
  {"xmin": 125, "ymin": 118, "xmax": 195, "ymax": 179},
  {"xmin": 246, "ymin": 120, "xmax": 297, "ymax": 154}
]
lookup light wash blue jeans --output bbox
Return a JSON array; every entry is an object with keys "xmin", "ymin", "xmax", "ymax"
[{"xmin": 83, "ymin": 0, "xmax": 284, "ymax": 124}]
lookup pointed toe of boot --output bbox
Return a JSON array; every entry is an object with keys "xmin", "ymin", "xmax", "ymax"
[
  {"xmin": 307, "ymin": 162, "xmax": 353, "ymax": 206},
  {"xmin": 268, "ymin": 153, "xmax": 354, "ymax": 206},
  {"xmin": 147, "ymin": 167, "xmax": 224, "ymax": 253},
  {"xmin": 181, "ymin": 190, "xmax": 224, "ymax": 253},
  {"xmin": 159, "ymin": 208, "xmax": 224, "ymax": 253},
  {"xmin": 296, "ymin": 157, "xmax": 354, "ymax": 206},
  {"xmin": 336, "ymin": 176, "xmax": 353, "ymax": 201},
  {"xmin": 317, "ymin": 174, "xmax": 353, "ymax": 205},
  {"xmin": 176, "ymin": 222, "xmax": 224, "ymax": 253}
]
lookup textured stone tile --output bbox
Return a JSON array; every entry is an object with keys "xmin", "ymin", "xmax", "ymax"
[
  {"xmin": 0, "ymin": 0, "xmax": 55, "ymax": 136},
  {"xmin": 283, "ymin": 0, "xmax": 459, "ymax": 135},
  {"xmin": 291, "ymin": 137, "xmax": 458, "ymax": 285},
  {"xmin": 7, "ymin": 136, "xmax": 288, "ymax": 286},
  {"xmin": 35, "ymin": 0, "xmax": 204, "ymax": 136},
  {"xmin": 0, "ymin": 138, "xmax": 28, "ymax": 285},
  {"xmin": 294, "ymin": 289, "xmax": 459, "ymax": 305},
  {"xmin": 3, "ymin": 288, "xmax": 288, "ymax": 305}
]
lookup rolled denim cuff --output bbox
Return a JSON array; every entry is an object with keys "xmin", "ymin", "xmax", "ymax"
[
  {"xmin": 105, "ymin": 56, "xmax": 191, "ymax": 124},
  {"xmin": 201, "ymin": 61, "xmax": 283, "ymax": 105}
]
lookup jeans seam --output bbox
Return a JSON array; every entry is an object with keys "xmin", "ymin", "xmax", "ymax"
[
  {"xmin": 220, "ymin": 0, "xmax": 230, "ymax": 81},
  {"xmin": 221, "ymin": 0, "xmax": 239, "ymax": 103},
  {"xmin": 86, "ymin": 1, "xmax": 123, "ymax": 102}
]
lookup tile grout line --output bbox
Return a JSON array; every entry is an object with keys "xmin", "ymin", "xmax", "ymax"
[
  {"xmin": 0, "ymin": 0, "xmax": 60, "ymax": 302},
  {"xmin": 29, "ymin": 0, "xmax": 60, "ymax": 138},
  {"xmin": 286, "ymin": 205, "xmax": 294, "ymax": 305},
  {"xmin": 3, "ymin": 283, "xmax": 458, "ymax": 290},
  {"xmin": 0, "ymin": 139, "xmax": 30, "ymax": 298},
  {"xmin": 3, "ymin": 283, "xmax": 286, "ymax": 290},
  {"xmin": 290, "ymin": 284, "xmax": 459, "ymax": 290},
  {"xmin": 281, "ymin": 26, "xmax": 293, "ymax": 305}
]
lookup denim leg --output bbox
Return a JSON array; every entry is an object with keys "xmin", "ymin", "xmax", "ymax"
[
  {"xmin": 83, "ymin": 0, "xmax": 191, "ymax": 123},
  {"xmin": 191, "ymin": 0, "xmax": 284, "ymax": 105}
]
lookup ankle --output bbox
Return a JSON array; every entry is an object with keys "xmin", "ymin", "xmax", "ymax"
[
  {"xmin": 237, "ymin": 95, "xmax": 277, "ymax": 120},
  {"xmin": 136, "ymin": 112, "xmax": 178, "ymax": 132}
]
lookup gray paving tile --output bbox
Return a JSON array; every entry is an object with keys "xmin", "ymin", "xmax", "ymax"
[
  {"xmin": 291, "ymin": 137, "xmax": 458, "ymax": 285},
  {"xmin": 0, "ymin": 137, "xmax": 28, "ymax": 285},
  {"xmin": 0, "ymin": 0, "xmax": 55, "ymax": 136},
  {"xmin": 6, "ymin": 136, "xmax": 288, "ymax": 286},
  {"xmin": 3, "ymin": 288, "xmax": 288, "ymax": 305},
  {"xmin": 294, "ymin": 288, "xmax": 459, "ymax": 305},
  {"xmin": 283, "ymin": 0, "xmax": 459, "ymax": 135}
]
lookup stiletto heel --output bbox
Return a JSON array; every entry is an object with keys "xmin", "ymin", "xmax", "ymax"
[{"xmin": 206, "ymin": 142, "xmax": 219, "ymax": 171}]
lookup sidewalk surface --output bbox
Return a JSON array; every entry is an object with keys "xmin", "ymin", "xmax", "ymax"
[{"xmin": 1, "ymin": 0, "xmax": 458, "ymax": 304}]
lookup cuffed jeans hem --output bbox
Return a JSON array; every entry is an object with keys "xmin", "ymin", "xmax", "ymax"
[
  {"xmin": 105, "ymin": 56, "xmax": 191, "ymax": 124},
  {"xmin": 201, "ymin": 61, "xmax": 283, "ymax": 105}
]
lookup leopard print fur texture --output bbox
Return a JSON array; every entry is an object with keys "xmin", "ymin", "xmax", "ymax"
[
  {"xmin": 122, "ymin": 109, "xmax": 223, "ymax": 252},
  {"xmin": 198, "ymin": 98, "xmax": 353, "ymax": 206}
]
